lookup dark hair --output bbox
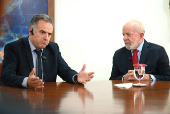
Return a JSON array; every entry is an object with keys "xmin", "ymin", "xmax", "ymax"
[{"xmin": 29, "ymin": 14, "xmax": 54, "ymax": 28}]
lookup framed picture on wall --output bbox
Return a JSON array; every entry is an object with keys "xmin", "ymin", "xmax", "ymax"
[{"xmin": 0, "ymin": 0, "xmax": 54, "ymax": 61}]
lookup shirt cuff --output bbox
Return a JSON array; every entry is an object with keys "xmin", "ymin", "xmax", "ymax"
[
  {"xmin": 72, "ymin": 74, "xmax": 78, "ymax": 83},
  {"xmin": 72, "ymin": 74, "xmax": 81, "ymax": 84},
  {"xmin": 122, "ymin": 75, "xmax": 125, "ymax": 81},
  {"xmin": 150, "ymin": 74, "xmax": 156, "ymax": 81},
  {"xmin": 22, "ymin": 77, "xmax": 28, "ymax": 88}
]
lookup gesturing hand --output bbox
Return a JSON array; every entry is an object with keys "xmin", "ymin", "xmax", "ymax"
[
  {"xmin": 77, "ymin": 64, "xmax": 95, "ymax": 84},
  {"xmin": 27, "ymin": 68, "xmax": 44, "ymax": 89}
]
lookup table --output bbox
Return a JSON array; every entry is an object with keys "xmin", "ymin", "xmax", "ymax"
[{"xmin": 0, "ymin": 80, "xmax": 170, "ymax": 114}]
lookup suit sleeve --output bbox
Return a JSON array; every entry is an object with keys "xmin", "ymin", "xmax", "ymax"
[
  {"xmin": 1, "ymin": 43, "xmax": 25, "ymax": 87},
  {"xmin": 109, "ymin": 52, "xmax": 124, "ymax": 80},
  {"xmin": 152, "ymin": 47, "xmax": 170, "ymax": 81},
  {"xmin": 54, "ymin": 44, "xmax": 78, "ymax": 83}
]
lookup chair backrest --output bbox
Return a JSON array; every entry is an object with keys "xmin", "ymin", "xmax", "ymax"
[{"xmin": 0, "ymin": 61, "xmax": 2, "ymax": 85}]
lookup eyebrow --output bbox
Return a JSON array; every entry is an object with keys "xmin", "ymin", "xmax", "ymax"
[{"xmin": 40, "ymin": 30, "xmax": 52, "ymax": 35}]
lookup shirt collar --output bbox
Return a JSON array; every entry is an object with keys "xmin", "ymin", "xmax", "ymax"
[{"xmin": 28, "ymin": 37, "xmax": 43, "ymax": 52}]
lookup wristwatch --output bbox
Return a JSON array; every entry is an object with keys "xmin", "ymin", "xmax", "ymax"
[
  {"xmin": 149, "ymin": 75, "xmax": 153, "ymax": 81},
  {"xmin": 74, "ymin": 75, "xmax": 81, "ymax": 84}
]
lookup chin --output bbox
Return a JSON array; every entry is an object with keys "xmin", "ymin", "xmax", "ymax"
[
  {"xmin": 39, "ymin": 46, "xmax": 46, "ymax": 49},
  {"xmin": 125, "ymin": 46, "xmax": 131, "ymax": 50}
]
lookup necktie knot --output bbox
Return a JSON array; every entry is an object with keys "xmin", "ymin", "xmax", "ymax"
[
  {"xmin": 34, "ymin": 49, "xmax": 42, "ymax": 57},
  {"xmin": 133, "ymin": 49, "xmax": 139, "ymax": 54}
]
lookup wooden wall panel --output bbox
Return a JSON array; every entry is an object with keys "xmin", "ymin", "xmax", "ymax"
[{"xmin": 48, "ymin": 0, "xmax": 55, "ymax": 42}]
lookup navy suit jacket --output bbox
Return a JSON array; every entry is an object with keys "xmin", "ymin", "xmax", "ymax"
[
  {"xmin": 1, "ymin": 37, "xmax": 77, "ymax": 87},
  {"xmin": 109, "ymin": 40, "xmax": 170, "ymax": 81}
]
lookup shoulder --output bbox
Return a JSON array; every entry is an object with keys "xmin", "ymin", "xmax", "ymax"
[
  {"xmin": 112, "ymin": 46, "xmax": 128, "ymax": 60},
  {"xmin": 114, "ymin": 46, "xmax": 127, "ymax": 55},
  {"xmin": 144, "ymin": 41, "xmax": 168, "ymax": 57},
  {"xmin": 5, "ymin": 37, "xmax": 28, "ymax": 49},
  {"xmin": 46, "ymin": 41, "xmax": 59, "ymax": 49},
  {"xmin": 147, "ymin": 41, "xmax": 165, "ymax": 51},
  {"xmin": 45, "ymin": 41, "xmax": 60, "ymax": 53}
]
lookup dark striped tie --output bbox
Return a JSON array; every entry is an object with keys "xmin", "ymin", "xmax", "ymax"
[{"xmin": 34, "ymin": 49, "xmax": 42, "ymax": 79}]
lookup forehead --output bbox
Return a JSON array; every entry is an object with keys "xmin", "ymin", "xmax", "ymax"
[
  {"xmin": 36, "ymin": 20, "xmax": 53, "ymax": 32},
  {"xmin": 122, "ymin": 23, "xmax": 139, "ymax": 35},
  {"xmin": 123, "ymin": 23, "xmax": 133, "ymax": 32}
]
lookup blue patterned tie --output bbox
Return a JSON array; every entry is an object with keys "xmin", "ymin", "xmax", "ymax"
[{"xmin": 34, "ymin": 49, "xmax": 42, "ymax": 79}]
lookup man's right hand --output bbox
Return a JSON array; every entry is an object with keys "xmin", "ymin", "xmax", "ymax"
[
  {"xmin": 124, "ymin": 70, "xmax": 138, "ymax": 81},
  {"xmin": 27, "ymin": 68, "xmax": 44, "ymax": 88}
]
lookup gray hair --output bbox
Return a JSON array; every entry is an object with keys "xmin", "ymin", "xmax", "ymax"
[
  {"xmin": 126, "ymin": 20, "xmax": 145, "ymax": 34},
  {"xmin": 29, "ymin": 14, "xmax": 54, "ymax": 28}
]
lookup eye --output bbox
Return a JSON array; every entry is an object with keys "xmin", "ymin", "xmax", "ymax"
[
  {"xmin": 48, "ymin": 33, "xmax": 52, "ymax": 36},
  {"xmin": 40, "ymin": 30, "xmax": 46, "ymax": 34},
  {"xmin": 127, "ymin": 33, "xmax": 133, "ymax": 37}
]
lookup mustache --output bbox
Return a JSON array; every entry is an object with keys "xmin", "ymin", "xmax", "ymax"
[{"xmin": 124, "ymin": 40, "xmax": 131, "ymax": 44}]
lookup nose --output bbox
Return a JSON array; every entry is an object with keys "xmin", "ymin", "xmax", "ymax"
[
  {"xmin": 43, "ymin": 33, "xmax": 49, "ymax": 40},
  {"xmin": 123, "ymin": 34, "xmax": 128, "ymax": 41}
]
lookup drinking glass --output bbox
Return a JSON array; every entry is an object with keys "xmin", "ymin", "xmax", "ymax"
[{"xmin": 133, "ymin": 64, "xmax": 147, "ymax": 86}]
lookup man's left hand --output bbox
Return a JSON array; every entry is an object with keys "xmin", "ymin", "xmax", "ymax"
[
  {"xmin": 141, "ymin": 74, "xmax": 150, "ymax": 80},
  {"xmin": 77, "ymin": 64, "xmax": 94, "ymax": 84}
]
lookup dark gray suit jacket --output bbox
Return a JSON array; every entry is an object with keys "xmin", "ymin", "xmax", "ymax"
[
  {"xmin": 1, "ymin": 37, "xmax": 77, "ymax": 87},
  {"xmin": 109, "ymin": 40, "xmax": 170, "ymax": 81}
]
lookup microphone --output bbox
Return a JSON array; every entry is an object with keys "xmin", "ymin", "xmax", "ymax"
[
  {"xmin": 41, "ymin": 56, "xmax": 47, "ymax": 60},
  {"xmin": 129, "ymin": 57, "xmax": 132, "ymax": 60}
]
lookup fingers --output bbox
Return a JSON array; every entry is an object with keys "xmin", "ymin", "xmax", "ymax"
[
  {"xmin": 35, "ymin": 85, "xmax": 44, "ymax": 89},
  {"xmin": 33, "ymin": 81, "xmax": 44, "ymax": 88},
  {"xmin": 87, "ymin": 75, "xmax": 94, "ymax": 81},
  {"xmin": 127, "ymin": 70, "xmax": 134, "ymax": 76},
  {"xmin": 28, "ymin": 68, "xmax": 44, "ymax": 88},
  {"xmin": 124, "ymin": 70, "xmax": 136, "ymax": 81},
  {"xmin": 29, "ymin": 79, "xmax": 44, "ymax": 89},
  {"xmin": 78, "ymin": 64, "xmax": 95, "ymax": 84},
  {"xmin": 128, "ymin": 70, "xmax": 134, "ymax": 74},
  {"xmin": 85, "ymin": 72, "xmax": 94, "ymax": 82},
  {"xmin": 29, "ymin": 68, "xmax": 36, "ymax": 77},
  {"xmin": 88, "ymin": 72, "xmax": 95, "ymax": 76},
  {"xmin": 83, "ymin": 81, "xmax": 87, "ymax": 84},
  {"xmin": 141, "ymin": 74, "xmax": 150, "ymax": 80},
  {"xmin": 31, "ymin": 79, "xmax": 43, "ymax": 84},
  {"xmin": 81, "ymin": 64, "xmax": 86, "ymax": 72}
]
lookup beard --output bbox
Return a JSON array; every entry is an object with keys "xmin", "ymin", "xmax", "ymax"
[{"xmin": 124, "ymin": 40, "xmax": 138, "ymax": 50}]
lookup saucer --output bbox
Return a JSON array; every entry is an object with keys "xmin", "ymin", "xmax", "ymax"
[{"xmin": 133, "ymin": 83, "xmax": 146, "ymax": 87}]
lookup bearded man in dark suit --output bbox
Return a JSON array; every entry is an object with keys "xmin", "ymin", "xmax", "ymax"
[{"xmin": 109, "ymin": 20, "xmax": 170, "ymax": 81}]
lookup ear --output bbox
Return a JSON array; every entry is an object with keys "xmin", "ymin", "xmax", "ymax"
[
  {"xmin": 29, "ymin": 28, "xmax": 33, "ymax": 36},
  {"xmin": 140, "ymin": 33, "xmax": 144, "ymax": 38}
]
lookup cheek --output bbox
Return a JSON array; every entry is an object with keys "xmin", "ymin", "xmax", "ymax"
[
  {"xmin": 48, "ymin": 36, "xmax": 51, "ymax": 41},
  {"xmin": 129, "ymin": 37, "xmax": 135, "ymax": 43}
]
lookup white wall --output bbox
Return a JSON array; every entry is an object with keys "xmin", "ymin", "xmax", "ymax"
[{"xmin": 55, "ymin": 0, "xmax": 170, "ymax": 82}]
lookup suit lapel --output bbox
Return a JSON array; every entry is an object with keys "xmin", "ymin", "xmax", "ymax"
[
  {"xmin": 125, "ymin": 49, "xmax": 133, "ymax": 70},
  {"xmin": 23, "ymin": 37, "xmax": 34, "ymax": 71},
  {"xmin": 139, "ymin": 39, "xmax": 149, "ymax": 64}
]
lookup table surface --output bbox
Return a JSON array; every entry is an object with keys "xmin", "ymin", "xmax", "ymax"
[{"xmin": 0, "ymin": 80, "xmax": 170, "ymax": 114}]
